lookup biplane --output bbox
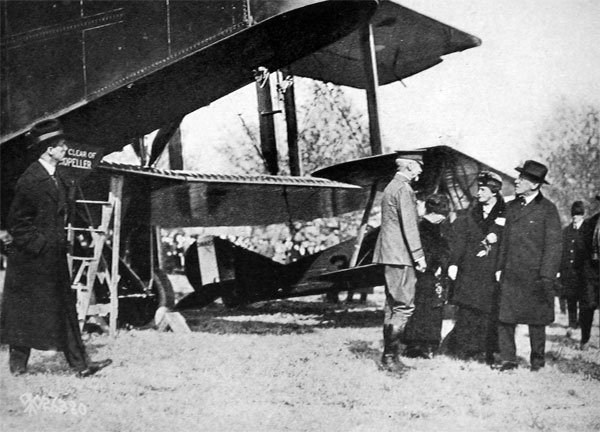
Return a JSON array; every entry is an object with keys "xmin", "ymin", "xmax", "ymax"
[
  {"xmin": 75, "ymin": 146, "xmax": 514, "ymax": 316},
  {"xmin": 1, "ymin": 0, "xmax": 485, "ymax": 327}
]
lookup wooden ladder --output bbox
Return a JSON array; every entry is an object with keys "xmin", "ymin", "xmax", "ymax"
[{"xmin": 67, "ymin": 176, "xmax": 123, "ymax": 336}]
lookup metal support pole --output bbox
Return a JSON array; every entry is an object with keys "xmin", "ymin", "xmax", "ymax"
[
  {"xmin": 255, "ymin": 68, "xmax": 279, "ymax": 175},
  {"xmin": 281, "ymin": 68, "xmax": 303, "ymax": 176},
  {"xmin": 360, "ymin": 23, "xmax": 382, "ymax": 156},
  {"xmin": 109, "ymin": 175, "xmax": 123, "ymax": 337}
]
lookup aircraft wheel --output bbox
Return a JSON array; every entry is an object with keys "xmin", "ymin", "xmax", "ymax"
[
  {"xmin": 117, "ymin": 269, "xmax": 175, "ymax": 328},
  {"xmin": 221, "ymin": 283, "xmax": 245, "ymax": 308}
]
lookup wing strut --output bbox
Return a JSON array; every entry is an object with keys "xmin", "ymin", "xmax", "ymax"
[{"xmin": 349, "ymin": 181, "xmax": 379, "ymax": 267}]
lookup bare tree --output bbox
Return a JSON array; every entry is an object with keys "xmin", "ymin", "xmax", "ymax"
[
  {"xmin": 536, "ymin": 102, "xmax": 600, "ymax": 222},
  {"xmin": 216, "ymin": 78, "xmax": 373, "ymax": 261}
]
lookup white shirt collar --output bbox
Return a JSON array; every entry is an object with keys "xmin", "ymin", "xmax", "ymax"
[
  {"xmin": 38, "ymin": 158, "xmax": 56, "ymax": 176},
  {"xmin": 481, "ymin": 203, "xmax": 493, "ymax": 218},
  {"xmin": 522, "ymin": 191, "xmax": 539, "ymax": 206},
  {"xmin": 573, "ymin": 219, "xmax": 583, "ymax": 229}
]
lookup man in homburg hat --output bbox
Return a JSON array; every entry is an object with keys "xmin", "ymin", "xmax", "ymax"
[
  {"xmin": 494, "ymin": 160, "xmax": 562, "ymax": 371},
  {"xmin": 0, "ymin": 119, "xmax": 111, "ymax": 377},
  {"xmin": 443, "ymin": 171, "xmax": 506, "ymax": 364},
  {"xmin": 373, "ymin": 152, "xmax": 427, "ymax": 372}
]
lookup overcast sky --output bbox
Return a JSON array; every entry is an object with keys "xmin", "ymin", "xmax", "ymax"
[
  {"xmin": 180, "ymin": 0, "xmax": 600, "ymax": 175},
  {"xmin": 376, "ymin": 0, "xmax": 600, "ymax": 173}
]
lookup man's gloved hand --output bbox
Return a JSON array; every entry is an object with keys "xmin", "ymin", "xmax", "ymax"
[
  {"xmin": 415, "ymin": 257, "xmax": 427, "ymax": 273},
  {"xmin": 448, "ymin": 265, "xmax": 458, "ymax": 280}
]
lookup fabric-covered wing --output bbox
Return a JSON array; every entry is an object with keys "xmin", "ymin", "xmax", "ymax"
[
  {"xmin": 289, "ymin": 0, "xmax": 481, "ymax": 88},
  {"xmin": 311, "ymin": 146, "xmax": 515, "ymax": 210},
  {"xmin": 99, "ymin": 163, "xmax": 365, "ymax": 228}
]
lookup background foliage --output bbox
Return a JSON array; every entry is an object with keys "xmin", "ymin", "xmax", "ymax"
[{"xmin": 536, "ymin": 102, "xmax": 600, "ymax": 223}]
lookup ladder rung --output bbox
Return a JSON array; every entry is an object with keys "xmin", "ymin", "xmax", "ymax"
[
  {"xmin": 71, "ymin": 284, "xmax": 89, "ymax": 290},
  {"xmin": 75, "ymin": 200, "xmax": 112, "ymax": 206},
  {"xmin": 66, "ymin": 227, "xmax": 106, "ymax": 233},
  {"xmin": 70, "ymin": 256, "xmax": 96, "ymax": 261}
]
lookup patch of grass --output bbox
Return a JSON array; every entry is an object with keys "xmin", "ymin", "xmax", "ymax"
[{"xmin": 2, "ymin": 281, "xmax": 600, "ymax": 431}]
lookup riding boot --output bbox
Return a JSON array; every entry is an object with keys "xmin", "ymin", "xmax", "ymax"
[{"xmin": 381, "ymin": 324, "xmax": 408, "ymax": 373}]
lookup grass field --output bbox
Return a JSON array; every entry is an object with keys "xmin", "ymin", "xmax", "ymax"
[{"xmin": 1, "ymin": 274, "xmax": 599, "ymax": 432}]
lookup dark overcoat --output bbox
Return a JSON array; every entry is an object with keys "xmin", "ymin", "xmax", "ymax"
[
  {"xmin": 558, "ymin": 223, "xmax": 586, "ymax": 299},
  {"xmin": 0, "ymin": 161, "xmax": 73, "ymax": 350},
  {"xmin": 404, "ymin": 218, "xmax": 452, "ymax": 344},
  {"xmin": 497, "ymin": 193, "xmax": 562, "ymax": 325},
  {"xmin": 450, "ymin": 200, "xmax": 505, "ymax": 313},
  {"xmin": 373, "ymin": 172, "xmax": 423, "ymax": 266},
  {"xmin": 581, "ymin": 213, "xmax": 599, "ymax": 310}
]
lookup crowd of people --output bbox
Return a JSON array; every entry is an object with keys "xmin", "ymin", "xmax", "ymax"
[
  {"xmin": 1, "ymin": 119, "xmax": 598, "ymax": 378},
  {"xmin": 376, "ymin": 153, "xmax": 599, "ymax": 373}
]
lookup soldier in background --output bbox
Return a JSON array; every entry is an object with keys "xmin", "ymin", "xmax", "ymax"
[
  {"xmin": 580, "ymin": 195, "xmax": 600, "ymax": 350},
  {"xmin": 558, "ymin": 201, "xmax": 587, "ymax": 337}
]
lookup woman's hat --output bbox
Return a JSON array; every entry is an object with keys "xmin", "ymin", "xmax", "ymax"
[{"xmin": 477, "ymin": 171, "xmax": 503, "ymax": 193}]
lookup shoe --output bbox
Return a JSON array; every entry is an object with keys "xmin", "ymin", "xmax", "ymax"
[
  {"xmin": 10, "ymin": 368, "xmax": 27, "ymax": 376},
  {"xmin": 492, "ymin": 361, "xmax": 518, "ymax": 372},
  {"xmin": 566, "ymin": 327, "xmax": 574, "ymax": 338},
  {"xmin": 381, "ymin": 354, "xmax": 410, "ymax": 373},
  {"xmin": 530, "ymin": 363, "xmax": 544, "ymax": 372},
  {"xmin": 580, "ymin": 342, "xmax": 590, "ymax": 351},
  {"xmin": 77, "ymin": 359, "xmax": 112, "ymax": 378}
]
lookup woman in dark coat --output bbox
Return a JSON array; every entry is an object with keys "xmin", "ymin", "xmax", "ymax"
[
  {"xmin": 403, "ymin": 194, "xmax": 452, "ymax": 358},
  {"xmin": 442, "ymin": 172, "xmax": 505, "ymax": 363}
]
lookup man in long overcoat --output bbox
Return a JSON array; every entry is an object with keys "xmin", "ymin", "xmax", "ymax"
[
  {"xmin": 443, "ymin": 171, "xmax": 506, "ymax": 364},
  {"xmin": 579, "ymin": 197, "xmax": 599, "ymax": 350},
  {"xmin": 373, "ymin": 153, "xmax": 427, "ymax": 372},
  {"xmin": 0, "ymin": 119, "xmax": 111, "ymax": 377},
  {"xmin": 495, "ymin": 160, "xmax": 562, "ymax": 371}
]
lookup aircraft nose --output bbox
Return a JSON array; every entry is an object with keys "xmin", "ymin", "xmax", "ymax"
[{"xmin": 449, "ymin": 28, "xmax": 482, "ymax": 51}]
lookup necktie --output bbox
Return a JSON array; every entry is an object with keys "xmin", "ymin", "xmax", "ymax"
[{"xmin": 518, "ymin": 196, "xmax": 526, "ymax": 207}]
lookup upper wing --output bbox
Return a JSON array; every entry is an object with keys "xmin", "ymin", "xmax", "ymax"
[
  {"xmin": 289, "ymin": 0, "xmax": 481, "ymax": 88},
  {"xmin": 312, "ymin": 146, "xmax": 515, "ymax": 211}
]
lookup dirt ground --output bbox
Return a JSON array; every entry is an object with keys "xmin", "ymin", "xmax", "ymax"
[{"xmin": 1, "ymin": 273, "xmax": 599, "ymax": 432}]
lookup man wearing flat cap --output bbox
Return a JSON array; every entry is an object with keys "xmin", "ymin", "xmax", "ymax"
[
  {"xmin": 443, "ymin": 171, "xmax": 506, "ymax": 364},
  {"xmin": 494, "ymin": 160, "xmax": 562, "ymax": 372},
  {"xmin": 374, "ymin": 152, "xmax": 427, "ymax": 372},
  {"xmin": 0, "ymin": 119, "xmax": 111, "ymax": 377}
]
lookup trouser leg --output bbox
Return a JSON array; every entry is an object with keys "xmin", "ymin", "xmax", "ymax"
[
  {"xmin": 9, "ymin": 345, "xmax": 31, "ymax": 374},
  {"xmin": 62, "ymin": 303, "xmax": 89, "ymax": 371},
  {"xmin": 559, "ymin": 296, "xmax": 566, "ymax": 314},
  {"xmin": 579, "ymin": 307, "xmax": 595, "ymax": 345},
  {"xmin": 566, "ymin": 298, "xmax": 578, "ymax": 328},
  {"xmin": 529, "ymin": 325, "xmax": 546, "ymax": 368},
  {"xmin": 498, "ymin": 322, "xmax": 517, "ymax": 364},
  {"xmin": 485, "ymin": 311, "xmax": 499, "ymax": 363},
  {"xmin": 383, "ymin": 265, "xmax": 416, "ymax": 330},
  {"xmin": 381, "ymin": 265, "xmax": 416, "ymax": 371}
]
